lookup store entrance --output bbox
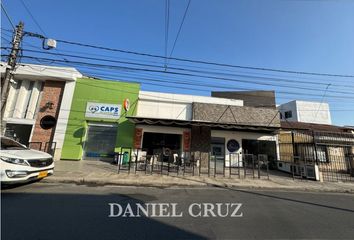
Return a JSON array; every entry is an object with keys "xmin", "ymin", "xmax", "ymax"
[
  {"xmin": 242, "ymin": 139, "xmax": 277, "ymax": 168},
  {"xmin": 84, "ymin": 123, "xmax": 117, "ymax": 160},
  {"xmin": 142, "ymin": 132, "xmax": 182, "ymax": 160},
  {"xmin": 211, "ymin": 137, "xmax": 225, "ymax": 173}
]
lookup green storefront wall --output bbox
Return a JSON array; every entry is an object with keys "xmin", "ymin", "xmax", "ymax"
[{"xmin": 61, "ymin": 78, "xmax": 140, "ymax": 160}]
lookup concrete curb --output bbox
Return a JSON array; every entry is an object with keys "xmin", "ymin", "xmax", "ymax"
[{"xmin": 41, "ymin": 176, "xmax": 354, "ymax": 194}]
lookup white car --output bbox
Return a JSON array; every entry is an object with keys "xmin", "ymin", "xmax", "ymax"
[{"xmin": 0, "ymin": 136, "xmax": 54, "ymax": 184}]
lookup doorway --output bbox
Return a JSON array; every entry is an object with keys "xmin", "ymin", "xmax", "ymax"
[
  {"xmin": 84, "ymin": 123, "xmax": 117, "ymax": 160},
  {"xmin": 143, "ymin": 132, "xmax": 182, "ymax": 155},
  {"xmin": 211, "ymin": 137, "xmax": 225, "ymax": 173},
  {"xmin": 242, "ymin": 139, "xmax": 277, "ymax": 168}
]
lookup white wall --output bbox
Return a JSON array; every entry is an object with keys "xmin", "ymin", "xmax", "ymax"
[
  {"xmin": 138, "ymin": 100, "xmax": 192, "ymax": 120},
  {"xmin": 278, "ymin": 100, "xmax": 332, "ymax": 125},
  {"xmin": 211, "ymin": 130, "xmax": 276, "ymax": 167},
  {"xmin": 137, "ymin": 91, "xmax": 243, "ymax": 121},
  {"xmin": 52, "ymin": 81, "xmax": 77, "ymax": 160},
  {"xmin": 0, "ymin": 62, "xmax": 82, "ymax": 81},
  {"xmin": 4, "ymin": 81, "xmax": 20, "ymax": 119},
  {"xmin": 25, "ymin": 81, "xmax": 42, "ymax": 119},
  {"xmin": 296, "ymin": 101, "xmax": 331, "ymax": 125},
  {"xmin": 277, "ymin": 100, "xmax": 298, "ymax": 122},
  {"xmin": 4, "ymin": 80, "xmax": 42, "ymax": 121},
  {"xmin": 3, "ymin": 62, "xmax": 82, "ymax": 122},
  {"xmin": 1, "ymin": 63, "xmax": 82, "ymax": 160}
]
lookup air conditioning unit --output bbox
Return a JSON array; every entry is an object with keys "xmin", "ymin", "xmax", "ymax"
[
  {"xmin": 305, "ymin": 165, "xmax": 316, "ymax": 179},
  {"xmin": 304, "ymin": 164, "xmax": 320, "ymax": 180}
]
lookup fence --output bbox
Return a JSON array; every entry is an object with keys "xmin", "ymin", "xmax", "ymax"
[
  {"xmin": 278, "ymin": 130, "xmax": 354, "ymax": 182},
  {"xmin": 116, "ymin": 147, "xmax": 269, "ymax": 179}
]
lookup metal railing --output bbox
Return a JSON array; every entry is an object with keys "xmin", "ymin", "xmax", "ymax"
[
  {"xmin": 116, "ymin": 147, "xmax": 270, "ymax": 179},
  {"xmin": 278, "ymin": 130, "xmax": 354, "ymax": 182}
]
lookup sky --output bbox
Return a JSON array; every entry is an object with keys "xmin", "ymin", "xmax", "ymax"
[{"xmin": 1, "ymin": 0, "xmax": 354, "ymax": 126}]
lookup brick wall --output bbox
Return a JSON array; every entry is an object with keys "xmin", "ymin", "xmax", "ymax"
[
  {"xmin": 31, "ymin": 81, "xmax": 65, "ymax": 151},
  {"xmin": 191, "ymin": 126, "xmax": 211, "ymax": 167}
]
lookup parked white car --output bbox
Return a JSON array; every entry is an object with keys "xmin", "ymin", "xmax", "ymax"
[{"xmin": 0, "ymin": 136, "xmax": 54, "ymax": 184}]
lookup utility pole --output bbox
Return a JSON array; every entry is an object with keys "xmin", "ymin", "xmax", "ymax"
[{"xmin": 1, "ymin": 21, "xmax": 24, "ymax": 133}]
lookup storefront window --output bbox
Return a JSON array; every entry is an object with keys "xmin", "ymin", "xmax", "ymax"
[{"xmin": 142, "ymin": 132, "xmax": 182, "ymax": 156}]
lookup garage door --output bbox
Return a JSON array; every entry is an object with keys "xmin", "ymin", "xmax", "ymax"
[{"xmin": 84, "ymin": 123, "xmax": 117, "ymax": 160}]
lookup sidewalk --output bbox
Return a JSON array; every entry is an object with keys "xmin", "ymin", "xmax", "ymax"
[{"xmin": 42, "ymin": 160, "xmax": 354, "ymax": 193}]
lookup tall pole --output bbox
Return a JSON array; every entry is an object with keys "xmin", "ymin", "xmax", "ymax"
[{"xmin": 1, "ymin": 21, "xmax": 24, "ymax": 133}]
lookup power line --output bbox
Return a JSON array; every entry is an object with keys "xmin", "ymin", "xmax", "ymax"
[
  {"xmin": 18, "ymin": 0, "xmax": 47, "ymax": 36},
  {"xmin": 17, "ymin": 4, "xmax": 69, "ymax": 63},
  {"xmin": 0, "ymin": 27, "xmax": 13, "ymax": 33},
  {"xmin": 45, "ymin": 35, "xmax": 354, "ymax": 78},
  {"xmin": 313, "ymin": 84, "xmax": 331, "ymax": 121},
  {"xmin": 79, "ymin": 69, "xmax": 354, "ymax": 102},
  {"xmin": 30, "ymin": 59, "xmax": 323, "ymax": 101},
  {"xmin": 7, "ymin": 31, "xmax": 348, "ymax": 85},
  {"xmin": 82, "ymin": 72, "xmax": 354, "ymax": 110},
  {"xmin": 11, "ymin": 63, "xmax": 354, "ymax": 113},
  {"xmin": 1, "ymin": 36, "xmax": 12, "ymax": 44},
  {"xmin": 17, "ymin": 55, "xmax": 354, "ymax": 98},
  {"xmin": 80, "ymin": 69, "xmax": 333, "ymax": 100},
  {"xmin": 18, "ymin": 54, "xmax": 354, "ymax": 101},
  {"xmin": 4, "ymin": 27, "xmax": 354, "ymax": 79},
  {"xmin": 19, "ymin": 54, "xmax": 354, "ymax": 101},
  {"xmin": 17, "ymin": 42, "xmax": 354, "ymax": 89},
  {"xmin": 1, "ymin": 3, "xmax": 15, "ymax": 29},
  {"xmin": 6, "ymin": 53, "xmax": 354, "ymax": 112},
  {"xmin": 15, "ymin": 47, "xmax": 354, "ymax": 90},
  {"xmin": 168, "ymin": 0, "xmax": 191, "ymax": 62},
  {"xmin": 9, "ymin": 55, "xmax": 341, "ymax": 103},
  {"xmin": 164, "ymin": 0, "xmax": 170, "ymax": 69},
  {"xmin": 11, "ymin": 56, "xmax": 354, "ymax": 107}
]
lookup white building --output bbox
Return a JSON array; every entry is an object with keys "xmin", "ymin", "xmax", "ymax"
[
  {"xmin": 0, "ymin": 62, "xmax": 82, "ymax": 160},
  {"xmin": 277, "ymin": 100, "xmax": 332, "ymax": 125},
  {"xmin": 128, "ymin": 91, "xmax": 280, "ymax": 168},
  {"xmin": 137, "ymin": 91, "xmax": 244, "ymax": 121}
]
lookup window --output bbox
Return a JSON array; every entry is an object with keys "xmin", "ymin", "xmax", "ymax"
[
  {"xmin": 316, "ymin": 145, "xmax": 328, "ymax": 163},
  {"xmin": 23, "ymin": 81, "xmax": 35, "ymax": 118},
  {"xmin": 6, "ymin": 80, "xmax": 43, "ymax": 119},
  {"xmin": 284, "ymin": 111, "xmax": 292, "ymax": 119},
  {"xmin": 6, "ymin": 80, "xmax": 22, "ymax": 118}
]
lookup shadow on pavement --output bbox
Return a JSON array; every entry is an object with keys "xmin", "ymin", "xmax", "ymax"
[
  {"xmin": 173, "ymin": 175, "xmax": 354, "ymax": 214},
  {"xmin": 1, "ymin": 179, "xmax": 44, "ymax": 190},
  {"xmin": 2, "ymin": 191, "xmax": 205, "ymax": 240},
  {"xmin": 228, "ymin": 188, "xmax": 354, "ymax": 214}
]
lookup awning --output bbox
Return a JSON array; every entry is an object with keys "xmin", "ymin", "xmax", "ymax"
[{"xmin": 127, "ymin": 116, "xmax": 279, "ymax": 133}]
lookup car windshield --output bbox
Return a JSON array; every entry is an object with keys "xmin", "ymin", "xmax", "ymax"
[{"xmin": 0, "ymin": 137, "xmax": 27, "ymax": 150}]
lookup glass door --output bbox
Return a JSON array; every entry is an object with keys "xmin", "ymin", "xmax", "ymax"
[{"xmin": 211, "ymin": 137, "xmax": 225, "ymax": 174}]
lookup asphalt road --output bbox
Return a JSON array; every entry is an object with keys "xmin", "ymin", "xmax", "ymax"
[{"xmin": 2, "ymin": 182, "xmax": 354, "ymax": 240}]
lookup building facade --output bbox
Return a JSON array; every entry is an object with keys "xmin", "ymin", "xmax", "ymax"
[
  {"xmin": 278, "ymin": 121, "xmax": 354, "ymax": 181},
  {"xmin": 277, "ymin": 100, "xmax": 332, "ymax": 125},
  {"xmin": 0, "ymin": 62, "xmax": 82, "ymax": 159},
  {"xmin": 128, "ymin": 91, "xmax": 280, "ymax": 168},
  {"xmin": 60, "ymin": 78, "xmax": 140, "ymax": 160},
  {"xmin": 212, "ymin": 90, "xmax": 276, "ymax": 108}
]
